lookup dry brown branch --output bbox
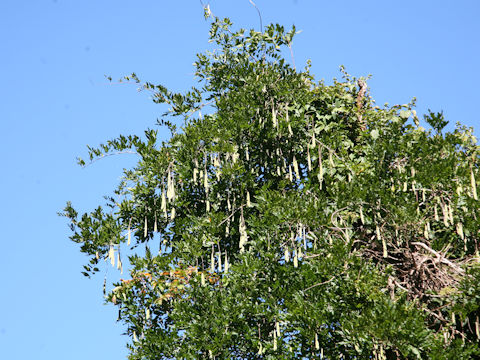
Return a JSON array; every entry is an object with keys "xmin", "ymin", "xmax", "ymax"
[
  {"xmin": 411, "ymin": 242, "xmax": 465, "ymax": 274},
  {"xmin": 356, "ymin": 79, "xmax": 367, "ymax": 131}
]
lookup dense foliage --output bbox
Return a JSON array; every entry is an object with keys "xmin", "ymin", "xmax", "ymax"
[{"xmin": 63, "ymin": 16, "xmax": 480, "ymax": 359}]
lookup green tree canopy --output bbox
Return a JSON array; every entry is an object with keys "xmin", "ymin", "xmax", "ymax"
[{"xmin": 63, "ymin": 16, "xmax": 480, "ymax": 359}]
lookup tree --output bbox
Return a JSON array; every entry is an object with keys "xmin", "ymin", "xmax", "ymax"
[{"xmin": 62, "ymin": 15, "xmax": 480, "ymax": 359}]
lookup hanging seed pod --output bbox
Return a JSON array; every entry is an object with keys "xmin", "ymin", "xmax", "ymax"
[
  {"xmin": 277, "ymin": 165, "xmax": 281, "ymax": 176},
  {"xmin": 448, "ymin": 203, "xmax": 454, "ymax": 223},
  {"xmin": 245, "ymin": 146, "xmax": 250, "ymax": 161},
  {"xmin": 318, "ymin": 145, "xmax": 324, "ymax": 187},
  {"xmin": 456, "ymin": 222, "xmax": 465, "ymax": 240},
  {"xmin": 167, "ymin": 169, "xmax": 175, "ymax": 201},
  {"xmin": 471, "ymin": 165, "xmax": 478, "ymax": 200},
  {"xmin": 161, "ymin": 188, "xmax": 167, "ymax": 218},
  {"xmin": 144, "ymin": 216, "xmax": 148, "ymax": 238},
  {"xmin": 116, "ymin": 249, "xmax": 121, "ymax": 267},
  {"xmin": 307, "ymin": 147, "xmax": 312, "ymax": 171},
  {"xmin": 217, "ymin": 251, "xmax": 222, "ymax": 272},
  {"xmin": 475, "ymin": 316, "xmax": 480, "ymax": 339},
  {"xmin": 232, "ymin": 150, "xmax": 239, "ymax": 164},
  {"xmin": 170, "ymin": 207, "xmax": 176, "ymax": 220},
  {"xmin": 118, "ymin": 258, "xmax": 123, "ymax": 274},
  {"xmin": 422, "ymin": 189, "xmax": 426, "ymax": 202},
  {"xmin": 204, "ymin": 171, "xmax": 209, "ymax": 194},
  {"xmin": 227, "ymin": 196, "xmax": 231, "ymax": 211},
  {"xmin": 293, "ymin": 250, "xmax": 298, "ymax": 268},
  {"xmin": 109, "ymin": 246, "xmax": 115, "ymax": 267},
  {"xmin": 145, "ymin": 308, "xmax": 150, "ymax": 320},
  {"xmin": 288, "ymin": 165, "xmax": 293, "ymax": 182},
  {"xmin": 328, "ymin": 151, "xmax": 334, "ymax": 167},
  {"xmin": 360, "ymin": 206, "xmax": 365, "ymax": 225},
  {"xmin": 377, "ymin": 225, "xmax": 387, "ymax": 258},
  {"xmin": 201, "ymin": 272, "xmax": 206, "ymax": 286},
  {"xmin": 224, "ymin": 253, "xmax": 229, "ymax": 272},
  {"xmin": 441, "ymin": 202, "xmax": 449, "ymax": 227},
  {"xmin": 457, "ymin": 184, "xmax": 463, "ymax": 196},
  {"xmin": 284, "ymin": 247, "xmax": 290, "ymax": 262},
  {"xmin": 403, "ymin": 181, "xmax": 408, "ymax": 192},
  {"xmin": 293, "ymin": 155, "xmax": 300, "ymax": 179},
  {"xmin": 154, "ymin": 212, "xmax": 158, "ymax": 233},
  {"xmin": 434, "ymin": 204, "xmax": 439, "ymax": 222},
  {"xmin": 127, "ymin": 218, "xmax": 132, "ymax": 246},
  {"xmin": 247, "ymin": 191, "xmax": 251, "ymax": 207},
  {"xmin": 315, "ymin": 333, "xmax": 320, "ymax": 350},
  {"xmin": 286, "ymin": 105, "xmax": 293, "ymax": 136},
  {"xmin": 211, "ymin": 245, "xmax": 215, "ymax": 273},
  {"xmin": 298, "ymin": 245, "xmax": 304, "ymax": 259},
  {"xmin": 257, "ymin": 342, "xmax": 263, "ymax": 355},
  {"xmin": 276, "ymin": 321, "xmax": 281, "ymax": 337},
  {"xmin": 239, "ymin": 212, "xmax": 248, "ymax": 253},
  {"xmin": 424, "ymin": 221, "xmax": 431, "ymax": 240}
]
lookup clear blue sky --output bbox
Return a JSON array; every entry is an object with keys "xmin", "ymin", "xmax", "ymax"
[{"xmin": 1, "ymin": 1, "xmax": 478, "ymax": 359}]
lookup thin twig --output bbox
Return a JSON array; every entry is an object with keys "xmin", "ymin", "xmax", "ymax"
[
  {"xmin": 81, "ymin": 150, "xmax": 138, "ymax": 167},
  {"xmin": 218, "ymin": 204, "xmax": 246, "ymax": 226},
  {"xmin": 303, "ymin": 253, "xmax": 324, "ymax": 259},
  {"xmin": 304, "ymin": 276, "xmax": 336, "ymax": 291},
  {"xmin": 248, "ymin": 0, "xmax": 263, "ymax": 33},
  {"xmin": 288, "ymin": 43, "xmax": 296, "ymax": 71}
]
